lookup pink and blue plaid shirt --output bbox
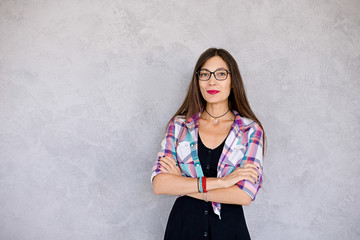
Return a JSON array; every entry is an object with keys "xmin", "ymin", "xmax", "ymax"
[{"xmin": 151, "ymin": 110, "xmax": 264, "ymax": 219}]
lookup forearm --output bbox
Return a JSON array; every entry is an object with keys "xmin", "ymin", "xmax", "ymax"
[
  {"xmin": 186, "ymin": 185, "xmax": 252, "ymax": 206},
  {"xmin": 152, "ymin": 173, "xmax": 224, "ymax": 195}
]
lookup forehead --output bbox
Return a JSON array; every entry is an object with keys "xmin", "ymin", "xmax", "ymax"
[{"xmin": 201, "ymin": 56, "xmax": 229, "ymax": 70}]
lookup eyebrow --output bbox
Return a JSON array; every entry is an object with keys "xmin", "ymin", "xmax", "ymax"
[{"xmin": 200, "ymin": 67, "xmax": 229, "ymax": 71}]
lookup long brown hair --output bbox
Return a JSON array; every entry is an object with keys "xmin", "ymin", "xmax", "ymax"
[{"xmin": 169, "ymin": 48, "xmax": 266, "ymax": 156}]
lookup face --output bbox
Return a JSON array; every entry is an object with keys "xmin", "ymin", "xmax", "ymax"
[{"xmin": 198, "ymin": 56, "xmax": 232, "ymax": 105}]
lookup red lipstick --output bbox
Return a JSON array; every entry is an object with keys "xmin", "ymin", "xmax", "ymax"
[{"xmin": 207, "ymin": 90, "xmax": 220, "ymax": 95}]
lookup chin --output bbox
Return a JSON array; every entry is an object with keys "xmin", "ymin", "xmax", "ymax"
[{"xmin": 205, "ymin": 99, "xmax": 226, "ymax": 104}]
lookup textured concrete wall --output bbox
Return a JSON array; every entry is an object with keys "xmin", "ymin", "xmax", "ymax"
[{"xmin": 0, "ymin": 0, "xmax": 359, "ymax": 239}]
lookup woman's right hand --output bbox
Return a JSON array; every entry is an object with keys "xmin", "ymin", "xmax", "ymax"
[
  {"xmin": 220, "ymin": 163, "xmax": 259, "ymax": 188},
  {"xmin": 159, "ymin": 156, "xmax": 182, "ymax": 176}
]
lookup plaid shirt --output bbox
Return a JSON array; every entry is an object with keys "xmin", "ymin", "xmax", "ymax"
[{"xmin": 151, "ymin": 110, "xmax": 264, "ymax": 219}]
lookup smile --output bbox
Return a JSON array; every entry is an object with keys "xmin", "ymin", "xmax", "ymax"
[{"xmin": 207, "ymin": 90, "xmax": 220, "ymax": 95}]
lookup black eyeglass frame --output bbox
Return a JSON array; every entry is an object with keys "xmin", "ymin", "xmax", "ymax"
[{"xmin": 196, "ymin": 69, "xmax": 231, "ymax": 81}]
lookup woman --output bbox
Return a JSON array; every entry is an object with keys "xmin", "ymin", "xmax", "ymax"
[{"xmin": 151, "ymin": 48, "xmax": 266, "ymax": 240}]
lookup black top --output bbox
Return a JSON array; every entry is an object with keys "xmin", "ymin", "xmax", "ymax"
[
  {"xmin": 198, "ymin": 134, "xmax": 225, "ymax": 178},
  {"xmin": 163, "ymin": 134, "xmax": 251, "ymax": 240}
]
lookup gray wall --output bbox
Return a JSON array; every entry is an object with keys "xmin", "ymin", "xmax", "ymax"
[{"xmin": 1, "ymin": 0, "xmax": 359, "ymax": 239}]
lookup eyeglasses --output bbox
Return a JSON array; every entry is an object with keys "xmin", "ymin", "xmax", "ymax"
[{"xmin": 196, "ymin": 69, "xmax": 231, "ymax": 81}]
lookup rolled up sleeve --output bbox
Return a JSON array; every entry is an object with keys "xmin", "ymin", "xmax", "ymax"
[
  {"xmin": 236, "ymin": 123, "xmax": 264, "ymax": 200},
  {"xmin": 151, "ymin": 118, "xmax": 177, "ymax": 183}
]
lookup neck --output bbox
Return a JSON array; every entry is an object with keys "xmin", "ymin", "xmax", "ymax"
[{"xmin": 205, "ymin": 102, "xmax": 229, "ymax": 117}]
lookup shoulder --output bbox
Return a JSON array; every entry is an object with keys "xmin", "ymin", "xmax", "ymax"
[
  {"xmin": 238, "ymin": 116, "xmax": 263, "ymax": 134},
  {"xmin": 235, "ymin": 117, "xmax": 264, "ymax": 148},
  {"xmin": 169, "ymin": 115, "xmax": 186, "ymax": 126},
  {"xmin": 166, "ymin": 115, "xmax": 186, "ymax": 132},
  {"xmin": 232, "ymin": 110, "xmax": 262, "ymax": 133}
]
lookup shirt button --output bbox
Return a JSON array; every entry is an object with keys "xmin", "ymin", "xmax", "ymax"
[
  {"xmin": 204, "ymin": 210, "xmax": 208, "ymax": 215},
  {"xmin": 206, "ymin": 165, "xmax": 210, "ymax": 170},
  {"xmin": 190, "ymin": 143, "xmax": 195, "ymax": 148},
  {"xmin": 204, "ymin": 232, "xmax": 208, "ymax": 237},
  {"xmin": 208, "ymin": 149, "xmax": 212, "ymax": 154}
]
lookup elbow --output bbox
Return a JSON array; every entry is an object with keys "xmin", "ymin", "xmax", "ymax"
[
  {"xmin": 153, "ymin": 184, "xmax": 162, "ymax": 195},
  {"xmin": 233, "ymin": 186, "xmax": 253, "ymax": 206},
  {"xmin": 242, "ymin": 199, "xmax": 251, "ymax": 206},
  {"xmin": 152, "ymin": 175, "xmax": 163, "ymax": 195},
  {"xmin": 240, "ymin": 194, "xmax": 252, "ymax": 206}
]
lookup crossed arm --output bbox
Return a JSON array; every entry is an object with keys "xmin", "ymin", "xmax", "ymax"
[{"xmin": 152, "ymin": 156, "xmax": 259, "ymax": 206}]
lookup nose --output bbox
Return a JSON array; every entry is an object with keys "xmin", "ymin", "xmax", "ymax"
[{"xmin": 208, "ymin": 73, "xmax": 216, "ymax": 85}]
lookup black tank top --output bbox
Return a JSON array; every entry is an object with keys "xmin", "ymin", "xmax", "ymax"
[{"xmin": 198, "ymin": 134, "xmax": 226, "ymax": 177}]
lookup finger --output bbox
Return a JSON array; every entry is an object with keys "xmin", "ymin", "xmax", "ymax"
[
  {"xmin": 159, "ymin": 159, "xmax": 170, "ymax": 167},
  {"xmin": 160, "ymin": 160, "xmax": 173, "ymax": 171},
  {"xmin": 160, "ymin": 166, "xmax": 169, "ymax": 173},
  {"xmin": 235, "ymin": 167, "xmax": 259, "ymax": 179},
  {"xmin": 249, "ymin": 176, "xmax": 257, "ymax": 184},
  {"xmin": 243, "ymin": 164, "xmax": 259, "ymax": 175},
  {"xmin": 234, "ymin": 174, "xmax": 256, "ymax": 184},
  {"xmin": 160, "ymin": 159, "xmax": 181, "ymax": 175},
  {"xmin": 243, "ymin": 163, "xmax": 259, "ymax": 170},
  {"xmin": 164, "ymin": 156, "xmax": 176, "ymax": 162},
  {"xmin": 163, "ymin": 157, "xmax": 181, "ymax": 171},
  {"xmin": 241, "ymin": 164, "xmax": 259, "ymax": 178},
  {"xmin": 235, "ymin": 169, "xmax": 258, "ymax": 184},
  {"xmin": 244, "ymin": 169, "xmax": 259, "ymax": 181},
  {"xmin": 160, "ymin": 157, "xmax": 181, "ymax": 175},
  {"xmin": 162, "ymin": 156, "xmax": 176, "ymax": 163},
  {"xmin": 241, "ymin": 175, "xmax": 256, "ymax": 184},
  {"xmin": 161, "ymin": 157, "xmax": 178, "ymax": 167},
  {"xmin": 246, "ymin": 168, "xmax": 259, "ymax": 179},
  {"xmin": 160, "ymin": 158, "xmax": 176, "ymax": 169}
]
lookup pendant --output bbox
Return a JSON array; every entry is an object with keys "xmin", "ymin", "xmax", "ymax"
[{"xmin": 213, "ymin": 119, "xmax": 219, "ymax": 125}]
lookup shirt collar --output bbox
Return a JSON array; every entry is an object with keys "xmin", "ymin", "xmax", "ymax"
[{"xmin": 185, "ymin": 111, "xmax": 200, "ymax": 131}]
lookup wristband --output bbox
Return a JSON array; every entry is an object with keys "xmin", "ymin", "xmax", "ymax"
[
  {"xmin": 202, "ymin": 191, "xmax": 209, "ymax": 202},
  {"xmin": 199, "ymin": 177, "xmax": 203, "ymax": 193},
  {"xmin": 201, "ymin": 177, "xmax": 207, "ymax": 193},
  {"xmin": 197, "ymin": 178, "xmax": 200, "ymax": 193}
]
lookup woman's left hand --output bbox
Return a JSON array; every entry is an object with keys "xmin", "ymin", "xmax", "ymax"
[{"xmin": 159, "ymin": 156, "xmax": 181, "ymax": 176}]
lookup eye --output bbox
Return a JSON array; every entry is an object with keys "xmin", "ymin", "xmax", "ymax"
[
  {"xmin": 216, "ymin": 71, "xmax": 227, "ymax": 76},
  {"xmin": 199, "ymin": 71, "xmax": 209, "ymax": 77}
]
